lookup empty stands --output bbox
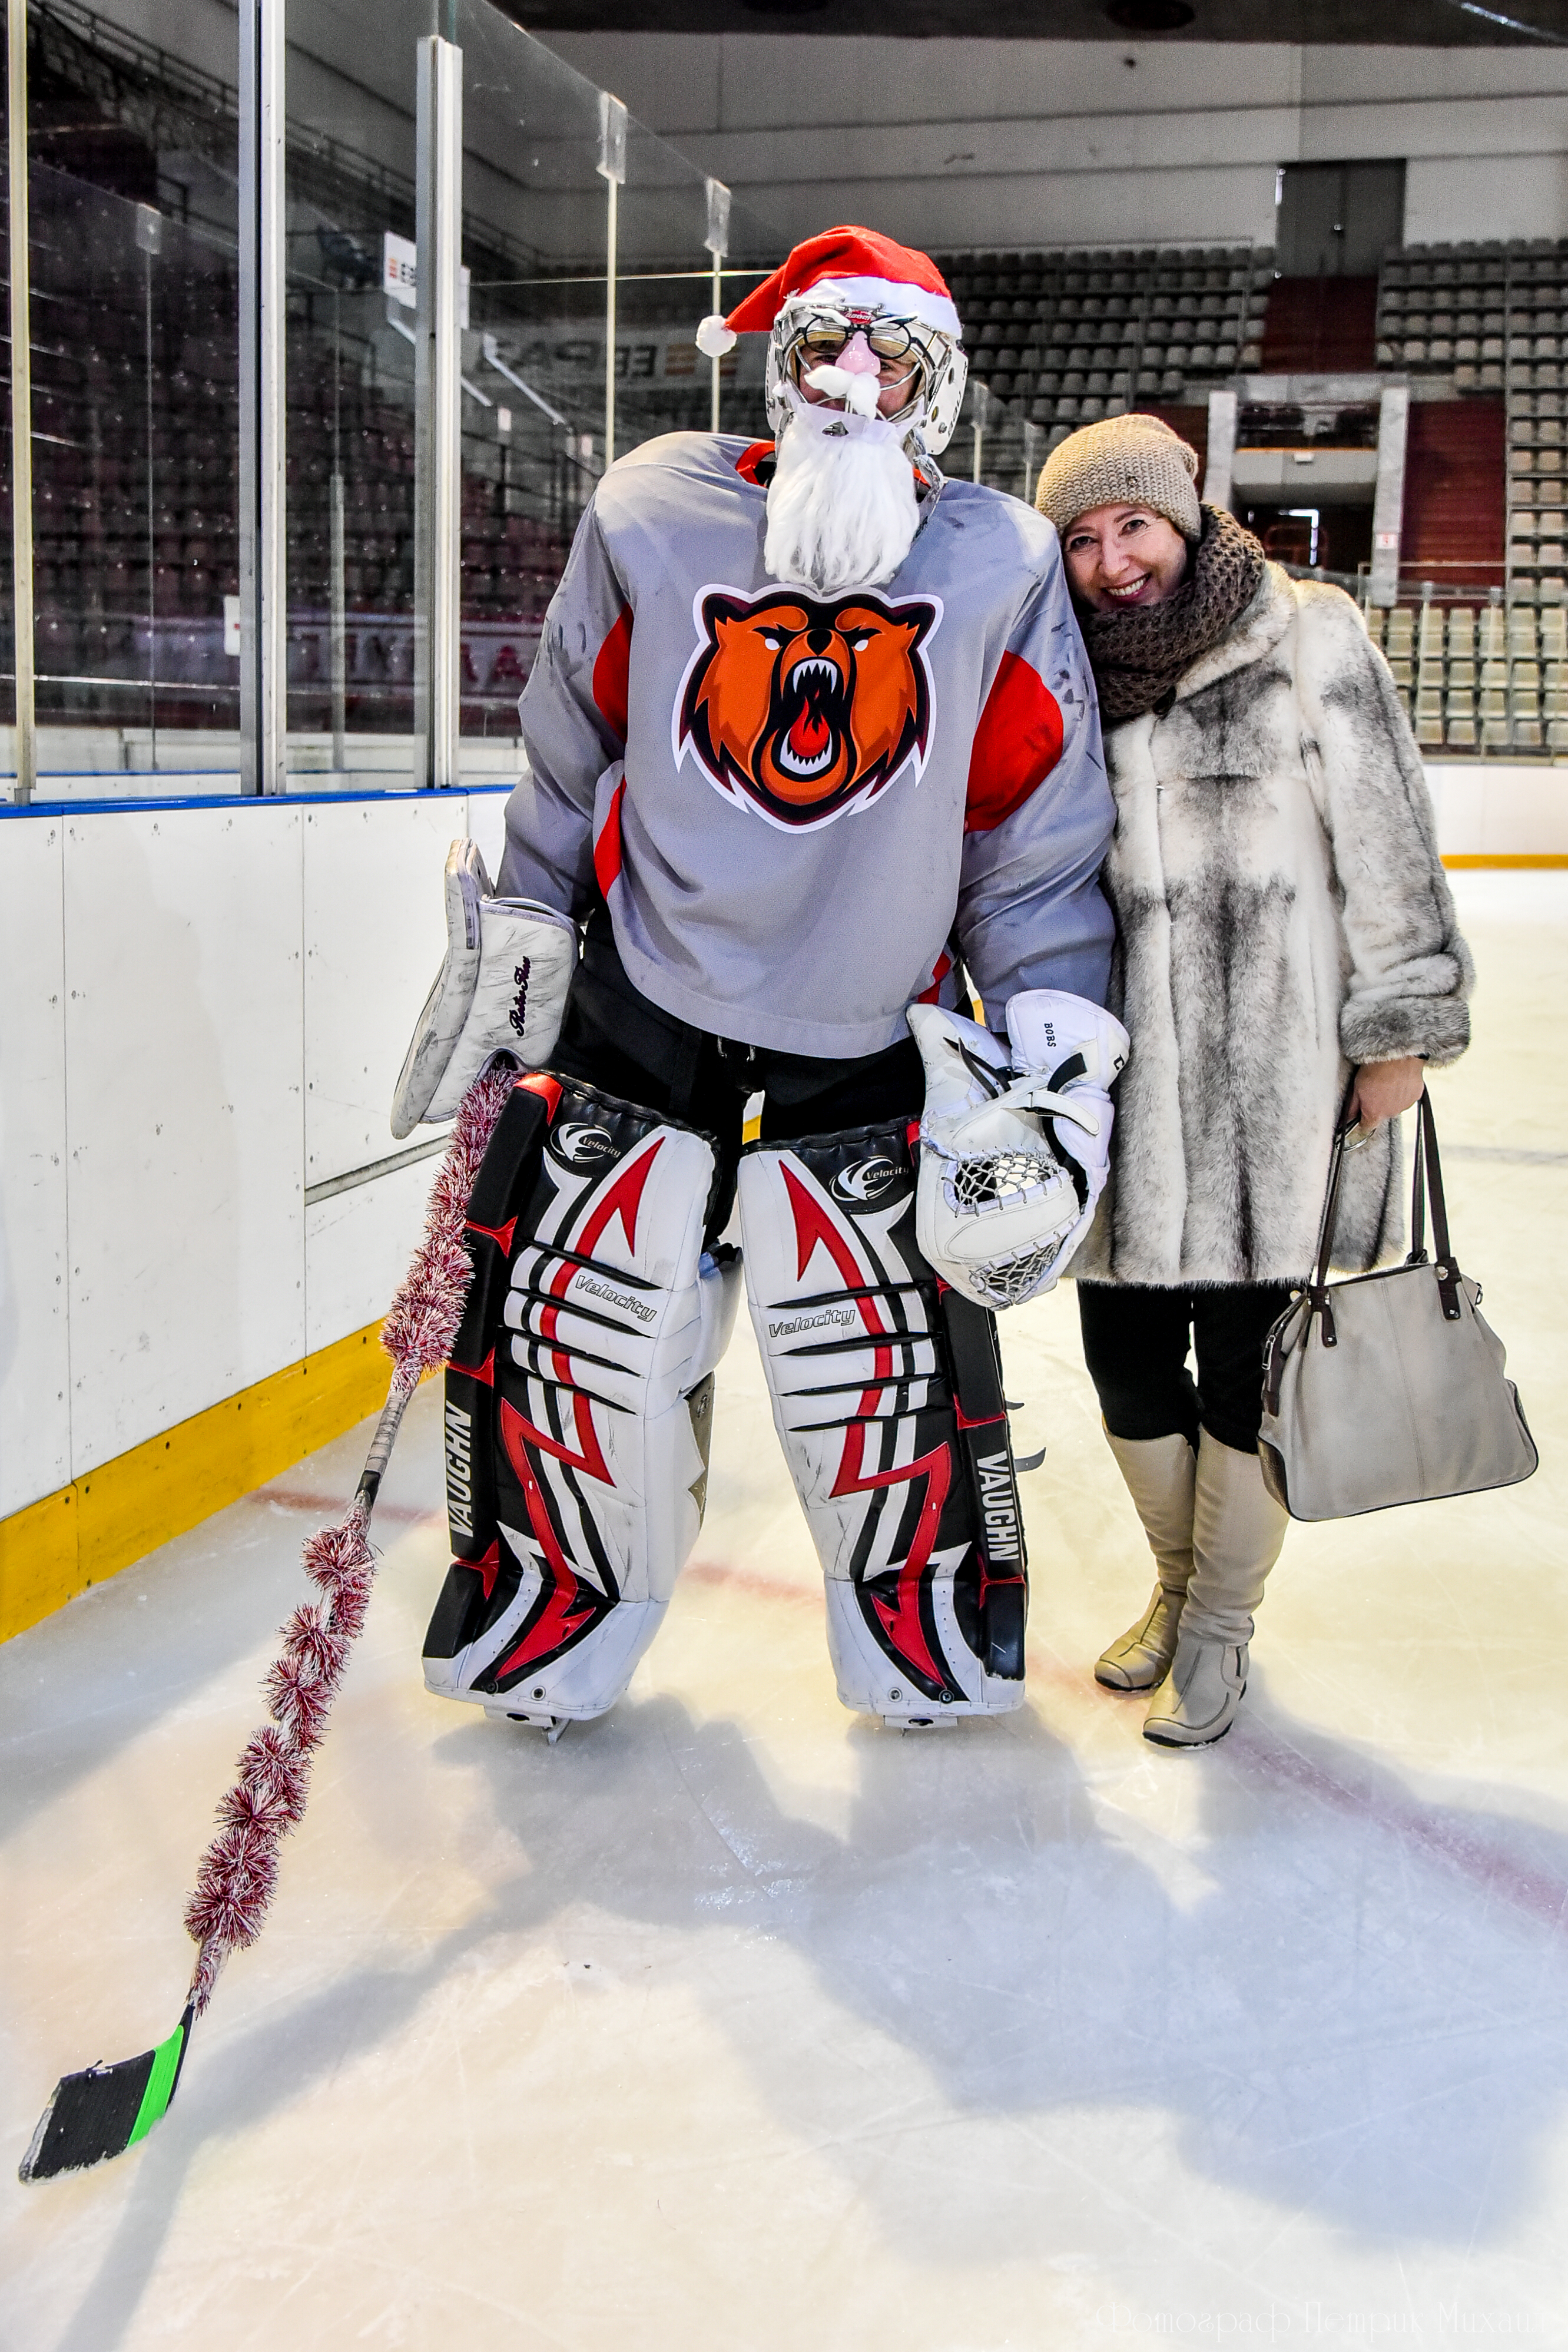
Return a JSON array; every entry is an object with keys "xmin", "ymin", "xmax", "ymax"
[
  {"xmin": 936, "ymin": 244, "xmax": 1272, "ymax": 440},
  {"xmin": 1368, "ymin": 598, "xmax": 1568, "ymax": 754},
  {"xmin": 16, "ymin": 0, "xmax": 1568, "ymax": 770}
]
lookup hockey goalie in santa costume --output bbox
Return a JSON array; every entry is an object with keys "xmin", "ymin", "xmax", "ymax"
[{"xmin": 393, "ymin": 225, "xmax": 1126, "ymax": 1734}]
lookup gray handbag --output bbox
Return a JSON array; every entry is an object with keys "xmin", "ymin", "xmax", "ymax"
[{"xmin": 1258, "ymin": 1091, "xmax": 1538, "ymax": 1521}]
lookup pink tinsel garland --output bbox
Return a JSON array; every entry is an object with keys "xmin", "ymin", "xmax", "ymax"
[{"xmin": 183, "ymin": 1064, "xmax": 516, "ymax": 2017}]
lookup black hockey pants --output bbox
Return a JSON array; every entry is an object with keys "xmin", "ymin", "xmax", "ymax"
[{"xmin": 552, "ymin": 903, "xmax": 926, "ymax": 1240}]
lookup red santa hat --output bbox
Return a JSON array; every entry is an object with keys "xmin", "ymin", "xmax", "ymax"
[{"xmin": 695, "ymin": 224, "xmax": 962, "ymax": 359}]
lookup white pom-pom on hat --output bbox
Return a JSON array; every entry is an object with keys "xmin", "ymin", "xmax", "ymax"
[{"xmin": 696, "ymin": 313, "xmax": 738, "ymax": 359}]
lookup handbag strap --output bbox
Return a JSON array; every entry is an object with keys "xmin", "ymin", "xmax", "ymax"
[
  {"xmin": 1310, "ymin": 1075, "xmax": 1360, "ymax": 1293},
  {"xmin": 1297, "ymin": 1074, "xmax": 1361, "ymax": 1353},
  {"xmin": 1302, "ymin": 1079, "xmax": 1462, "ymax": 1345},
  {"xmin": 1414, "ymin": 1089, "xmax": 1463, "ymax": 1321}
]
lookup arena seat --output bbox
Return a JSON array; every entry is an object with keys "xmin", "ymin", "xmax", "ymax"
[{"xmin": 936, "ymin": 243, "xmax": 1272, "ymax": 436}]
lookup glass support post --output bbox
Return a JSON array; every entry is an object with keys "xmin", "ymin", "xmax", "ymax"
[
  {"xmin": 710, "ymin": 250, "xmax": 722, "ymax": 432},
  {"xmin": 414, "ymin": 34, "xmax": 463, "ymax": 791},
  {"xmin": 705, "ymin": 176, "xmax": 730, "ymax": 436},
  {"xmin": 1371, "ymin": 382, "xmax": 1409, "ymax": 611},
  {"xmin": 330, "ymin": 471, "xmax": 347, "ymax": 771},
  {"xmin": 328, "ymin": 289, "xmax": 346, "ymax": 771},
  {"xmin": 238, "ymin": 0, "xmax": 287, "ymax": 796},
  {"xmin": 1021, "ymin": 419, "xmax": 1040, "ymax": 508},
  {"xmin": 6, "ymin": 0, "xmax": 34, "ymax": 804},
  {"xmin": 136, "ymin": 203, "xmax": 161, "ymax": 770},
  {"xmin": 598, "ymin": 94, "xmax": 626, "ymax": 470},
  {"xmin": 1203, "ymin": 387, "xmax": 1237, "ymax": 512}
]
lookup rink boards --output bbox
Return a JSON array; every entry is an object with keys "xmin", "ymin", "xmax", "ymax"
[
  {"xmin": 0, "ymin": 787, "xmax": 513, "ymax": 1626},
  {"xmin": 0, "ymin": 767, "xmax": 1561, "ymax": 1639}
]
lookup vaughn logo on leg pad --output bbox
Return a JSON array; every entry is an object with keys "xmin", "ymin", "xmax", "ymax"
[
  {"xmin": 975, "ymin": 1450, "xmax": 1022, "ymax": 1562},
  {"xmin": 445, "ymin": 1401, "xmax": 476, "ymax": 1541}
]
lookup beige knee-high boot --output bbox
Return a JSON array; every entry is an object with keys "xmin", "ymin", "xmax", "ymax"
[
  {"xmin": 1143, "ymin": 1430, "xmax": 1288, "ymax": 1747},
  {"xmin": 1095, "ymin": 1430, "xmax": 1198, "ymax": 1691}
]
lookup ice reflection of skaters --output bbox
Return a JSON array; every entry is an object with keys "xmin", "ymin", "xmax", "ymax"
[
  {"xmin": 1036, "ymin": 415, "xmax": 1473, "ymax": 1747},
  {"xmin": 395, "ymin": 228, "xmax": 1128, "ymax": 1737}
]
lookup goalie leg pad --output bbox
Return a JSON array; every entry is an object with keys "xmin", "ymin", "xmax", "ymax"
[
  {"xmin": 737, "ymin": 1119, "xmax": 1029, "ymax": 1727},
  {"xmin": 423, "ymin": 1073, "xmax": 738, "ymax": 1726}
]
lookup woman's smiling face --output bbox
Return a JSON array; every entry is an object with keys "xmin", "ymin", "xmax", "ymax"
[{"xmin": 1061, "ymin": 502, "xmax": 1191, "ymax": 614}]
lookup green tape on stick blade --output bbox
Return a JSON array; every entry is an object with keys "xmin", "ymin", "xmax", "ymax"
[{"xmin": 127, "ymin": 2014, "xmax": 188, "ymax": 2146}]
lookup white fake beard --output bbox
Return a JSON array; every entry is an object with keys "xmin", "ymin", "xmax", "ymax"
[{"xmin": 764, "ymin": 391, "xmax": 921, "ymax": 597}]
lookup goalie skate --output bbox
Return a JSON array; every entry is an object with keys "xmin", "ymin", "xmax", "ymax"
[
  {"xmin": 422, "ymin": 1074, "xmax": 740, "ymax": 1729},
  {"xmin": 738, "ymin": 1119, "xmax": 1028, "ymax": 1728}
]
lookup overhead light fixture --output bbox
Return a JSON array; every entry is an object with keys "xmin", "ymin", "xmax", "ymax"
[{"xmin": 1448, "ymin": 0, "xmax": 1568, "ymax": 39}]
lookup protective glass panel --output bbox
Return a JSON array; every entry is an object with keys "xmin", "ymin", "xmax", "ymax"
[
  {"xmin": 284, "ymin": 0, "xmax": 425, "ymax": 789},
  {"xmin": 3, "ymin": 16, "xmax": 239, "ymax": 797},
  {"xmin": 618, "ymin": 118, "xmax": 776, "ymax": 452},
  {"xmin": 450, "ymin": 8, "xmax": 781, "ymax": 738},
  {"xmin": 0, "ymin": 2, "xmax": 779, "ymax": 801},
  {"xmin": 450, "ymin": 9, "xmax": 609, "ymax": 748}
]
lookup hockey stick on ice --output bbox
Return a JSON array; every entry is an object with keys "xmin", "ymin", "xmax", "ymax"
[{"xmin": 18, "ymin": 1064, "xmax": 516, "ymax": 2184}]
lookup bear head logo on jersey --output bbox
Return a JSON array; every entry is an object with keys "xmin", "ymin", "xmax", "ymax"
[{"xmin": 674, "ymin": 585, "xmax": 941, "ymax": 830}]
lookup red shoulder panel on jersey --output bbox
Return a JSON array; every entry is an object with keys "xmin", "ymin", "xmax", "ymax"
[
  {"xmin": 964, "ymin": 652, "xmax": 1065, "ymax": 834},
  {"xmin": 593, "ymin": 776, "xmax": 627, "ymax": 898},
  {"xmin": 735, "ymin": 440, "xmax": 775, "ymax": 484},
  {"xmin": 591, "ymin": 607, "xmax": 632, "ymax": 740}
]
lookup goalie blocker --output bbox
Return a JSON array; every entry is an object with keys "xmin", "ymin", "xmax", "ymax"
[{"xmin": 390, "ymin": 840, "xmax": 578, "ymax": 1140}]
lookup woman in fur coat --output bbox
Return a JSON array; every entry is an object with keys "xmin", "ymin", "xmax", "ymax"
[{"xmin": 1035, "ymin": 412, "xmax": 1473, "ymax": 1748}]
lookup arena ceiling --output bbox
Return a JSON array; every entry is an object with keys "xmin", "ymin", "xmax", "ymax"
[{"xmin": 512, "ymin": 0, "xmax": 1568, "ymax": 39}]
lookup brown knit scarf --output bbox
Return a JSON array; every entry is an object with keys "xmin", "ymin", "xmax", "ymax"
[{"xmin": 1078, "ymin": 504, "xmax": 1266, "ymax": 726}]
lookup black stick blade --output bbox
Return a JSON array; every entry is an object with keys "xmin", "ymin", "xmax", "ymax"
[{"xmin": 19, "ymin": 2006, "xmax": 193, "ymax": 2182}]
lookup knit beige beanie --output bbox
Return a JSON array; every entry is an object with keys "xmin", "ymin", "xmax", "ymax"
[{"xmin": 1035, "ymin": 413, "xmax": 1202, "ymax": 541}]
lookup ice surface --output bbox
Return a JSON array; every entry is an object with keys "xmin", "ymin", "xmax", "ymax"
[{"xmin": 2, "ymin": 872, "xmax": 1566, "ymax": 2350}]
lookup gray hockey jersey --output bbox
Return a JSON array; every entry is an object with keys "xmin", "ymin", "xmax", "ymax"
[{"xmin": 499, "ymin": 431, "xmax": 1113, "ymax": 1058}]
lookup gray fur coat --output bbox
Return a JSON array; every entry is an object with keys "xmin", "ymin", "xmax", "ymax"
[{"xmin": 1076, "ymin": 563, "xmax": 1473, "ymax": 1288}]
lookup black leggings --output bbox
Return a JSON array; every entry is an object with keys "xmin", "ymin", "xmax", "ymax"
[
  {"xmin": 551, "ymin": 905, "xmax": 926, "ymax": 1241},
  {"xmin": 1077, "ymin": 1281, "xmax": 1294, "ymax": 1456}
]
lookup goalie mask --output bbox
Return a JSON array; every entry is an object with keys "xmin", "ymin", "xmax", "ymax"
[
  {"xmin": 764, "ymin": 294, "xmax": 967, "ymax": 456},
  {"xmin": 695, "ymin": 223, "xmax": 968, "ymax": 458}
]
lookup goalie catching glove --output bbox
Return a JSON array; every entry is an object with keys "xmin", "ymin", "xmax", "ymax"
[
  {"xmin": 907, "ymin": 990, "xmax": 1129, "ymax": 1308},
  {"xmin": 390, "ymin": 839, "xmax": 578, "ymax": 1139}
]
